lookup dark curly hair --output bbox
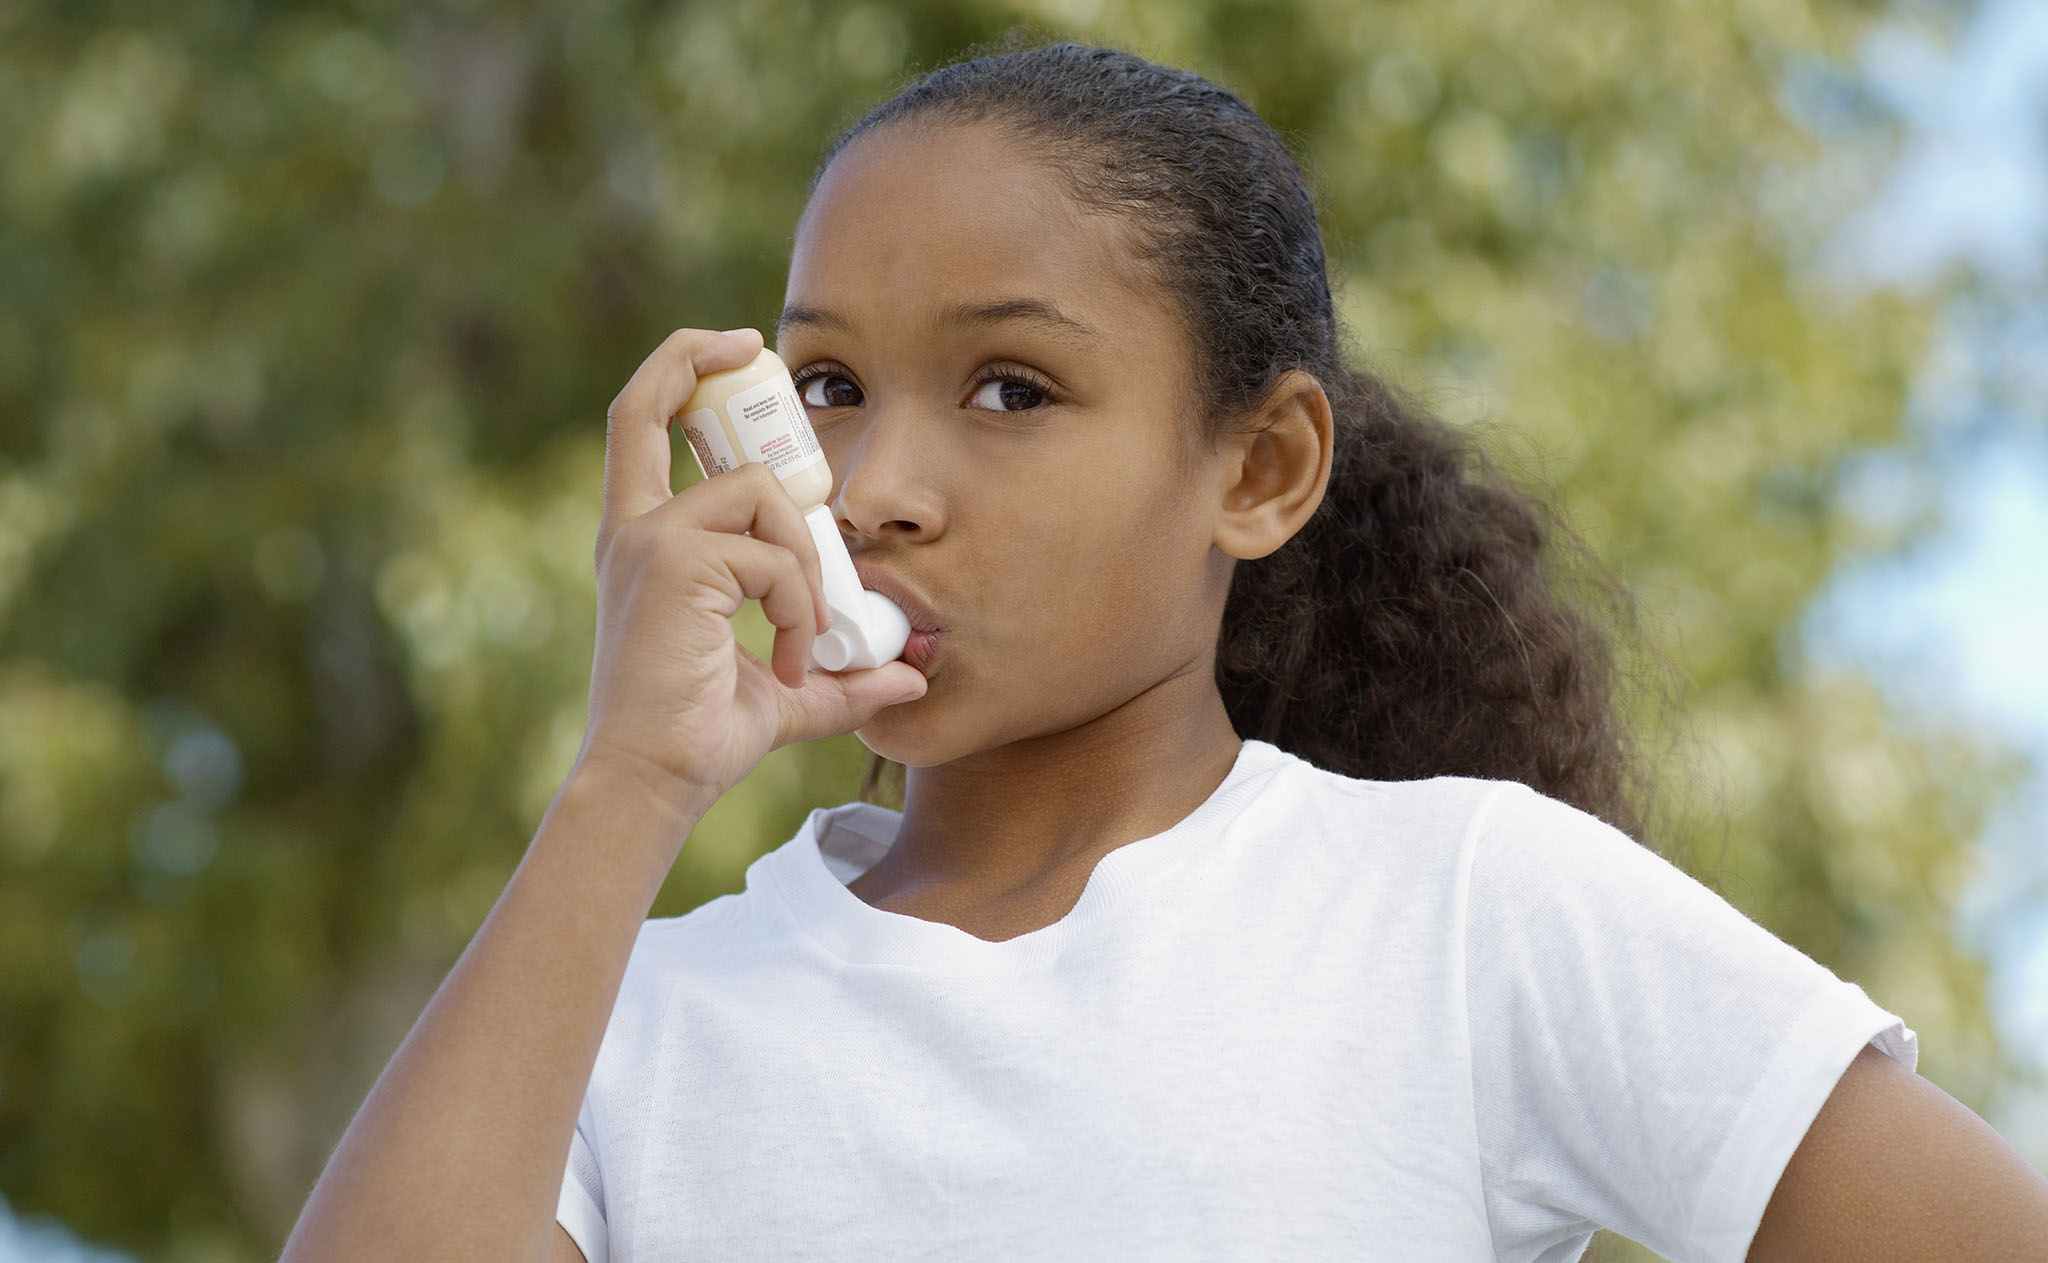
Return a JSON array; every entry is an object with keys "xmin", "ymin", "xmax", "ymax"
[{"xmin": 830, "ymin": 41, "xmax": 1653, "ymax": 842}]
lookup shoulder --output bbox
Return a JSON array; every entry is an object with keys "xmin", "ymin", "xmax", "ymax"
[
  {"xmin": 1255, "ymin": 758, "xmax": 1677, "ymax": 926},
  {"xmin": 632, "ymin": 894, "xmax": 748, "ymax": 957},
  {"xmin": 1243, "ymin": 746, "xmax": 1551, "ymax": 892},
  {"xmin": 608, "ymin": 895, "xmax": 752, "ymax": 1005},
  {"xmin": 1250, "ymin": 741, "xmax": 1507, "ymax": 817},
  {"xmin": 1251, "ymin": 744, "xmax": 1534, "ymax": 852},
  {"xmin": 577, "ymin": 896, "xmax": 753, "ymax": 1089}
]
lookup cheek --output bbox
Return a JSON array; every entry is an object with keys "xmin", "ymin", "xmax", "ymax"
[
  {"xmin": 970, "ymin": 467, "xmax": 1212, "ymax": 654},
  {"xmin": 857, "ymin": 467, "xmax": 1214, "ymax": 763}
]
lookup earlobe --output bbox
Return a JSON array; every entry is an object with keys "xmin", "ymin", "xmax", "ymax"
[{"xmin": 1212, "ymin": 370, "xmax": 1334, "ymax": 561}]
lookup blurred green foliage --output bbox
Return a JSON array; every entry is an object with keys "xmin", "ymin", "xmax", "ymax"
[{"xmin": 0, "ymin": 0, "xmax": 2020, "ymax": 1259}]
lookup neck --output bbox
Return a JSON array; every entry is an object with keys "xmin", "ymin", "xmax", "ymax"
[{"xmin": 864, "ymin": 661, "xmax": 1244, "ymax": 904}]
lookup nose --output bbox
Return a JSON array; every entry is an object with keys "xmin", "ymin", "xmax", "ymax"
[{"xmin": 829, "ymin": 405, "xmax": 943, "ymax": 546}]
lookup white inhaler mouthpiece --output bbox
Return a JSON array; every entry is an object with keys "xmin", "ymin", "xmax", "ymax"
[
  {"xmin": 802, "ymin": 504, "xmax": 911, "ymax": 671},
  {"xmin": 676, "ymin": 345, "xmax": 911, "ymax": 672}
]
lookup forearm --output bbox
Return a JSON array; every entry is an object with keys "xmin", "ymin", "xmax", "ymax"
[{"xmin": 281, "ymin": 763, "xmax": 714, "ymax": 1263}]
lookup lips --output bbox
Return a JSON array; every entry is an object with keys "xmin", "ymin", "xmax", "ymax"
[
  {"xmin": 850, "ymin": 563, "xmax": 941, "ymax": 633},
  {"xmin": 898, "ymin": 628, "xmax": 943, "ymax": 675},
  {"xmin": 850, "ymin": 562, "xmax": 944, "ymax": 673}
]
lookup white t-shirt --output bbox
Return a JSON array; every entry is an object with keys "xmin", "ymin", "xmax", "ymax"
[{"xmin": 556, "ymin": 739, "xmax": 1916, "ymax": 1263}]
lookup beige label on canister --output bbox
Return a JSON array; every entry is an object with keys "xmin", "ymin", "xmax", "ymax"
[
  {"xmin": 680, "ymin": 408, "xmax": 740, "ymax": 477},
  {"xmin": 724, "ymin": 375, "xmax": 827, "ymax": 477}
]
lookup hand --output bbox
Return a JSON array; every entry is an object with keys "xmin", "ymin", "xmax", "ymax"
[{"xmin": 575, "ymin": 327, "xmax": 928, "ymax": 823}]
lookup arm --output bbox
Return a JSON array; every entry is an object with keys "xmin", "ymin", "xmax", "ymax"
[
  {"xmin": 280, "ymin": 327, "xmax": 926, "ymax": 1263},
  {"xmin": 1748, "ymin": 1045, "xmax": 2048, "ymax": 1259},
  {"xmin": 553, "ymin": 1224, "xmax": 592, "ymax": 1263},
  {"xmin": 279, "ymin": 765, "xmax": 711, "ymax": 1263}
]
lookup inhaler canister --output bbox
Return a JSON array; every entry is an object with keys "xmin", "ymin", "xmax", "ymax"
[{"xmin": 676, "ymin": 346, "xmax": 911, "ymax": 672}]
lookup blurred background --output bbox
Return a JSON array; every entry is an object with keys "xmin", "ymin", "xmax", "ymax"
[{"xmin": 1, "ymin": 0, "xmax": 2043, "ymax": 1259}]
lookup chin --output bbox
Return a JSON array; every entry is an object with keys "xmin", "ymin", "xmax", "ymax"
[
  {"xmin": 852, "ymin": 707, "xmax": 956, "ymax": 769},
  {"xmin": 851, "ymin": 684, "xmax": 1017, "ymax": 770}
]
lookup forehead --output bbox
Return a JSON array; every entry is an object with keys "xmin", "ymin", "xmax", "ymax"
[{"xmin": 784, "ymin": 121, "xmax": 1165, "ymax": 338}]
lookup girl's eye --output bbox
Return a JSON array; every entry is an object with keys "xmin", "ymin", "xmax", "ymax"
[
  {"xmin": 795, "ymin": 371, "xmax": 863, "ymax": 408},
  {"xmin": 966, "ymin": 375, "xmax": 1051, "ymax": 412}
]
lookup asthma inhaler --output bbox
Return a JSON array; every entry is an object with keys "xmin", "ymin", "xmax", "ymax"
[{"xmin": 677, "ymin": 346, "xmax": 910, "ymax": 672}]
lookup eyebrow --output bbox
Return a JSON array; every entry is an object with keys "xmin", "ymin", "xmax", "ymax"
[{"xmin": 776, "ymin": 297, "xmax": 1102, "ymax": 347}]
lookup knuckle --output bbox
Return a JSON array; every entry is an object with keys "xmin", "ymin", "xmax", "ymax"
[
  {"xmin": 742, "ymin": 536, "xmax": 792, "ymax": 584},
  {"xmin": 647, "ymin": 513, "xmax": 700, "ymax": 554},
  {"xmin": 665, "ymin": 327, "xmax": 713, "ymax": 363},
  {"xmin": 609, "ymin": 513, "xmax": 666, "ymax": 561},
  {"xmin": 595, "ymin": 522, "xmax": 635, "ymax": 573},
  {"xmin": 775, "ymin": 542, "xmax": 806, "ymax": 581}
]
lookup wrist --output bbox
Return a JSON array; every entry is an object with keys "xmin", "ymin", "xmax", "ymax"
[
  {"xmin": 549, "ymin": 755, "xmax": 721, "ymax": 872},
  {"xmin": 571, "ymin": 741, "xmax": 725, "ymax": 812}
]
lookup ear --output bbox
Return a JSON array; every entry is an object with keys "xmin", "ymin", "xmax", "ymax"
[{"xmin": 1211, "ymin": 369, "xmax": 1334, "ymax": 561}]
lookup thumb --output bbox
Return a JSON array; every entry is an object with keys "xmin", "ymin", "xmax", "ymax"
[{"xmin": 775, "ymin": 661, "xmax": 929, "ymax": 746}]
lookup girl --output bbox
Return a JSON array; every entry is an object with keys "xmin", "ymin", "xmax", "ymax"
[{"xmin": 283, "ymin": 43, "xmax": 2048, "ymax": 1262}]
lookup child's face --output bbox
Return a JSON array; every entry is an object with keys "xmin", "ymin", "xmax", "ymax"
[{"xmin": 779, "ymin": 121, "xmax": 1238, "ymax": 767}]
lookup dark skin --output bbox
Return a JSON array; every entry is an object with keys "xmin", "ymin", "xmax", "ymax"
[
  {"xmin": 766, "ymin": 121, "xmax": 2048, "ymax": 1253},
  {"xmin": 535, "ymin": 121, "xmax": 2048, "ymax": 1263},
  {"xmin": 774, "ymin": 121, "xmax": 1333, "ymax": 941},
  {"xmin": 1747, "ymin": 1043, "xmax": 2048, "ymax": 1258}
]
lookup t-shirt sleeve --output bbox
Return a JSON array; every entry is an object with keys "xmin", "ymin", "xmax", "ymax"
[
  {"xmin": 1462, "ymin": 781, "xmax": 1919, "ymax": 1263},
  {"xmin": 556, "ymin": 1092, "xmax": 609, "ymax": 1263}
]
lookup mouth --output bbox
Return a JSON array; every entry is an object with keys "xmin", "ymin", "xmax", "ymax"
[
  {"xmin": 850, "ymin": 563, "xmax": 944, "ymax": 673},
  {"xmin": 850, "ymin": 564, "xmax": 941, "ymax": 633},
  {"xmin": 898, "ymin": 627, "xmax": 943, "ymax": 675}
]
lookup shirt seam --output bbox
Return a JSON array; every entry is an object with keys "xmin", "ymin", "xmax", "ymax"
[
  {"xmin": 1681, "ymin": 989, "xmax": 1893, "ymax": 1259},
  {"xmin": 576, "ymin": 999, "xmax": 613, "ymax": 1253},
  {"xmin": 557, "ymin": 1135, "xmax": 610, "ymax": 1263},
  {"xmin": 1457, "ymin": 777, "xmax": 1523, "ymax": 1261}
]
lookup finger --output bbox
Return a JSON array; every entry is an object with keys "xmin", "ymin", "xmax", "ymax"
[
  {"xmin": 775, "ymin": 661, "xmax": 929, "ymax": 747},
  {"xmin": 699, "ymin": 533, "xmax": 818, "ymax": 689},
  {"xmin": 644, "ymin": 462, "xmax": 831, "ymax": 636},
  {"xmin": 600, "ymin": 326, "xmax": 765, "ymax": 553}
]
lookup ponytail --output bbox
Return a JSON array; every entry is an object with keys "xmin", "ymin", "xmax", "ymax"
[{"xmin": 1219, "ymin": 368, "xmax": 1645, "ymax": 837}]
